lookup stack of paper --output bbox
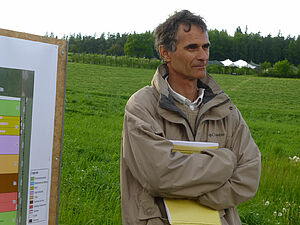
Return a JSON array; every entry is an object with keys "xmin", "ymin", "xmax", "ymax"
[
  {"xmin": 170, "ymin": 140, "xmax": 218, "ymax": 154},
  {"xmin": 164, "ymin": 140, "xmax": 220, "ymax": 225}
]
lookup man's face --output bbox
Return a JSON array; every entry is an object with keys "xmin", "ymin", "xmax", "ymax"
[{"xmin": 163, "ymin": 24, "xmax": 210, "ymax": 80}]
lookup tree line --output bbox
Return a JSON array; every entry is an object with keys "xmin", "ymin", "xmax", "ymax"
[
  {"xmin": 62, "ymin": 32, "xmax": 159, "ymax": 59},
  {"xmin": 58, "ymin": 27, "xmax": 300, "ymax": 67},
  {"xmin": 209, "ymin": 27, "xmax": 300, "ymax": 66}
]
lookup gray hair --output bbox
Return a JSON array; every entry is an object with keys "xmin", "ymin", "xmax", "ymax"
[{"xmin": 154, "ymin": 10, "xmax": 207, "ymax": 55}]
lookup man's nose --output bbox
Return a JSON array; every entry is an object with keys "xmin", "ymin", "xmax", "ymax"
[{"xmin": 196, "ymin": 48, "xmax": 209, "ymax": 60}]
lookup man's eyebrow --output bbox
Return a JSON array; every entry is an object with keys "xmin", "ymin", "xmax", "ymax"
[
  {"xmin": 184, "ymin": 43, "xmax": 198, "ymax": 49},
  {"xmin": 184, "ymin": 43, "xmax": 210, "ymax": 49}
]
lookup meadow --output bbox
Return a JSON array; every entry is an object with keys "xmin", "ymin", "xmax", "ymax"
[{"xmin": 59, "ymin": 62, "xmax": 300, "ymax": 225}]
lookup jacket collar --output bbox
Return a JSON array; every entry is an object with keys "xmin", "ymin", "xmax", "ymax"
[
  {"xmin": 152, "ymin": 64, "xmax": 232, "ymax": 121},
  {"xmin": 151, "ymin": 64, "xmax": 169, "ymax": 97},
  {"xmin": 151, "ymin": 64, "xmax": 222, "ymax": 97},
  {"xmin": 152, "ymin": 64, "xmax": 224, "ymax": 103}
]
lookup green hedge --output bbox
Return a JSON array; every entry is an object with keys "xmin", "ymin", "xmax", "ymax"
[
  {"xmin": 68, "ymin": 53, "xmax": 162, "ymax": 70},
  {"xmin": 259, "ymin": 60, "xmax": 300, "ymax": 78}
]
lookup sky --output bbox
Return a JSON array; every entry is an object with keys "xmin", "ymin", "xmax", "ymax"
[{"xmin": 1, "ymin": 0, "xmax": 299, "ymax": 39}]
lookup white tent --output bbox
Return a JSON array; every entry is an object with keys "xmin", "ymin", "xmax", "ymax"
[
  {"xmin": 221, "ymin": 59, "xmax": 256, "ymax": 69},
  {"xmin": 232, "ymin": 60, "xmax": 247, "ymax": 68},
  {"xmin": 232, "ymin": 60, "xmax": 256, "ymax": 69},
  {"xmin": 221, "ymin": 59, "xmax": 234, "ymax": 66},
  {"xmin": 246, "ymin": 63, "xmax": 256, "ymax": 69}
]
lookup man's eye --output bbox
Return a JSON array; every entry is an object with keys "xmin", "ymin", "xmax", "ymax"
[
  {"xmin": 203, "ymin": 44, "xmax": 210, "ymax": 49},
  {"xmin": 189, "ymin": 44, "xmax": 198, "ymax": 49}
]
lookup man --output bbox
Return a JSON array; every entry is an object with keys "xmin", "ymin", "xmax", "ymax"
[{"xmin": 121, "ymin": 10, "xmax": 261, "ymax": 225}]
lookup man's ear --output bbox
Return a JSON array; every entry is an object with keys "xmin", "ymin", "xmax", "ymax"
[{"xmin": 159, "ymin": 45, "xmax": 171, "ymax": 63}]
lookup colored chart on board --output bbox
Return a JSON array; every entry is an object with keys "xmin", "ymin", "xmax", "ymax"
[
  {"xmin": 0, "ymin": 34, "xmax": 60, "ymax": 225},
  {"xmin": 0, "ymin": 96, "xmax": 20, "ymax": 224}
]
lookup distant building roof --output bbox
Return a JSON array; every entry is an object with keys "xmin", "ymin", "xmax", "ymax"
[{"xmin": 249, "ymin": 61, "xmax": 261, "ymax": 68}]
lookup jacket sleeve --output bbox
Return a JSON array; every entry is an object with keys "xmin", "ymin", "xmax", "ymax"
[
  {"xmin": 122, "ymin": 101, "xmax": 237, "ymax": 198},
  {"xmin": 197, "ymin": 110, "xmax": 261, "ymax": 210}
]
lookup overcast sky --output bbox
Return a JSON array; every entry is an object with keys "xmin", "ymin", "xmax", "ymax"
[{"xmin": 1, "ymin": 0, "xmax": 299, "ymax": 39}]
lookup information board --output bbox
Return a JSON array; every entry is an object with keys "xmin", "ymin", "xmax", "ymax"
[{"xmin": 0, "ymin": 28, "xmax": 67, "ymax": 225}]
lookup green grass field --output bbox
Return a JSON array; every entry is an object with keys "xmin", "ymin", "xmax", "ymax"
[{"xmin": 59, "ymin": 63, "xmax": 300, "ymax": 225}]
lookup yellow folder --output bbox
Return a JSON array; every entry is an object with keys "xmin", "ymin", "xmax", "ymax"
[
  {"xmin": 165, "ymin": 140, "xmax": 220, "ymax": 225},
  {"xmin": 164, "ymin": 198, "xmax": 221, "ymax": 225},
  {"xmin": 171, "ymin": 140, "xmax": 218, "ymax": 154}
]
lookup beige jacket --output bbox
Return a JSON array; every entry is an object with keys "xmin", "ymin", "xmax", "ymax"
[{"xmin": 121, "ymin": 64, "xmax": 261, "ymax": 225}]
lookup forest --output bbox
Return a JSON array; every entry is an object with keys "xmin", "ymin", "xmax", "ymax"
[{"xmin": 54, "ymin": 26, "xmax": 300, "ymax": 66}]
